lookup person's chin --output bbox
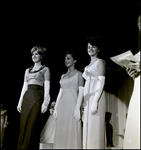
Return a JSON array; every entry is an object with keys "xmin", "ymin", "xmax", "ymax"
[
  {"xmin": 33, "ymin": 59, "xmax": 39, "ymax": 63},
  {"xmin": 65, "ymin": 64, "xmax": 70, "ymax": 67},
  {"xmin": 88, "ymin": 51, "xmax": 94, "ymax": 55}
]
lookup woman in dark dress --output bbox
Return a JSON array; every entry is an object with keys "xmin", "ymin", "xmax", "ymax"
[{"xmin": 17, "ymin": 46, "xmax": 50, "ymax": 149}]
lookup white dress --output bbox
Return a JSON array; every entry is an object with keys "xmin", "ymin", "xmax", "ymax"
[
  {"xmin": 82, "ymin": 59, "xmax": 106, "ymax": 149},
  {"xmin": 53, "ymin": 73, "xmax": 82, "ymax": 149},
  {"xmin": 39, "ymin": 114, "xmax": 56, "ymax": 149},
  {"xmin": 123, "ymin": 75, "xmax": 140, "ymax": 149}
]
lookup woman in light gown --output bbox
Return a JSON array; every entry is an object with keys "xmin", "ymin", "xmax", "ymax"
[
  {"xmin": 82, "ymin": 36, "xmax": 106, "ymax": 149},
  {"xmin": 39, "ymin": 101, "xmax": 56, "ymax": 149},
  {"xmin": 53, "ymin": 50, "xmax": 84, "ymax": 149},
  {"xmin": 17, "ymin": 46, "xmax": 50, "ymax": 150},
  {"xmin": 123, "ymin": 15, "xmax": 141, "ymax": 149}
]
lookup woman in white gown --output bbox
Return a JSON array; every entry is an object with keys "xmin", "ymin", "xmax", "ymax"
[
  {"xmin": 123, "ymin": 53, "xmax": 140, "ymax": 149},
  {"xmin": 39, "ymin": 101, "xmax": 56, "ymax": 149},
  {"xmin": 53, "ymin": 50, "xmax": 84, "ymax": 149},
  {"xmin": 82, "ymin": 36, "xmax": 106, "ymax": 149}
]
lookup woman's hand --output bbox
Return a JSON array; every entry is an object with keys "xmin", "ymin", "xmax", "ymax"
[
  {"xmin": 41, "ymin": 103, "xmax": 48, "ymax": 114},
  {"xmin": 128, "ymin": 60, "xmax": 140, "ymax": 72},
  {"xmin": 126, "ymin": 67, "xmax": 138, "ymax": 79},
  {"xmin": 90, "ymin": 101, "xmax": 98, "ymax": 115},
  {"xmin": 17, "ymin": 103, "xmax": 22, "ymax": 113},
  {"xmin": 41, "ymin": 95, "xmax": 50, "ymax": 113},
  {"xmin": 74, "ymin": 106, "xmax": 80, "ymax": 122}
]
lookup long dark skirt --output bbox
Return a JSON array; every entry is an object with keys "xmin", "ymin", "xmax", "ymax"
[{"xmin": 17, "ymin": 84, "xmax": 44, "ymax": 150}]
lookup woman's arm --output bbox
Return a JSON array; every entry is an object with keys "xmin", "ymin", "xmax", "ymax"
[
  {"xmin": 76, "ymin": 72, "xmax": 84, "ymax": 108},
  {"xmin": 91, "ymin": 59, "xmax": 106, "ymax": 115},
  {"xmin": 17, "ymin": 69, "xmax": 28, "ymax": 113},
  {"xmin": 97, "ymin": 59, "xmax": 106, "ymax": 76},
  {"xmin": 41, "ymin": 67, "xmax": 51, "ymax": 114},
  {"xmin": 53, "ymin": 74, "xmax": 65, "ymax": 112},
  {"xmin": 74, "ymin": 72, "xmax": 84, "ymax": 121},
  {"xmin": 53, "ymin": 88, "xmax": 63, "ymax": 118}
]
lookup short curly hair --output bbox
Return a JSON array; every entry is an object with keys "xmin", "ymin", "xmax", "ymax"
[{"xmin": 31, "ymin": 46, "xmax": 47, "ymax": 58}]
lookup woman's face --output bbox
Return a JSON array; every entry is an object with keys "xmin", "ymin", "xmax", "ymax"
[
  {"xmin": 87, "ymin": 43, "xmax": 99, "ymax": 56},
  {"xmin": 64, "ymin": 54, "xmax": 76, "ymax": 68},
  {"xmin": 32, "ymin": 50, "xmax": 42, "ymax": 63}
]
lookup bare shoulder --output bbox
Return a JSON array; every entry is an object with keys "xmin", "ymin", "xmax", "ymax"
[
  {"xmin": 97, "ymin": 59, "xmax": 106, "ymax": 76},
  {"xmin": 76, "ymin": 70, "xmax": 83, "ymax": 76},
  {"xmin": 98, "ymin": 59, "xmax": 106, "ymax": 66},
  {"xmin": 76, "ymin": 70, "xmax": 84, "ymax": 86},
  {"xmin": 25, "ymin": 68, "xmax": 29, "ymax": 73},
  {"xmin": 44, "ymin": 66, "xmax": 49, "ymax": 70},
  {"xmin": 44, "ymin": 66, "xmax": 50, "ymax": 72},
  {"xmin": 61, "ymin": 74, "xmax": 65, "ymax": 78},
  {"xmin": 77, "ymin": 70, "xmax": 84, "ymax": 80},
  {"xmin": 97, "ymin": 59, "xmax": 106, "ymax": 69}
]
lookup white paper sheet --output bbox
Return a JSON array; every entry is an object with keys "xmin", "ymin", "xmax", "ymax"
[
  {"xmin": 134, "ymin": 51, "xmax": 140, "ymax": 61},
  {"xmin": 110, "ymin": 50, "xmax": 140, "ymax": 69}
]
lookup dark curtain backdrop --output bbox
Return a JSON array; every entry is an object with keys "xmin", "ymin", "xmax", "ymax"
[{"xmin": 1, "ymin": 1, "xmax": 140, "ymax": 148}]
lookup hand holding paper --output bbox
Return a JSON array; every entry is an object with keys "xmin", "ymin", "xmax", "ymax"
[{"xmin": 110, "ymin": 50, "xmax": 140, "ymax": 69}]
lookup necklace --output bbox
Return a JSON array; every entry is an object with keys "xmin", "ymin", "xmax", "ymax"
[
  {"xmin": 29, "ymin": 65, "xmax": 45, "ymax": 73},
  {"xmin": 33, "ymin": 66, "xmax": 42, "ymax": 70}
]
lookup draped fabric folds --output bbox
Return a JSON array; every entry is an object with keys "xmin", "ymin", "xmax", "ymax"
[{"xmin": 105, "ymin": 70, "xmax": 135, "ymax": 148}]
